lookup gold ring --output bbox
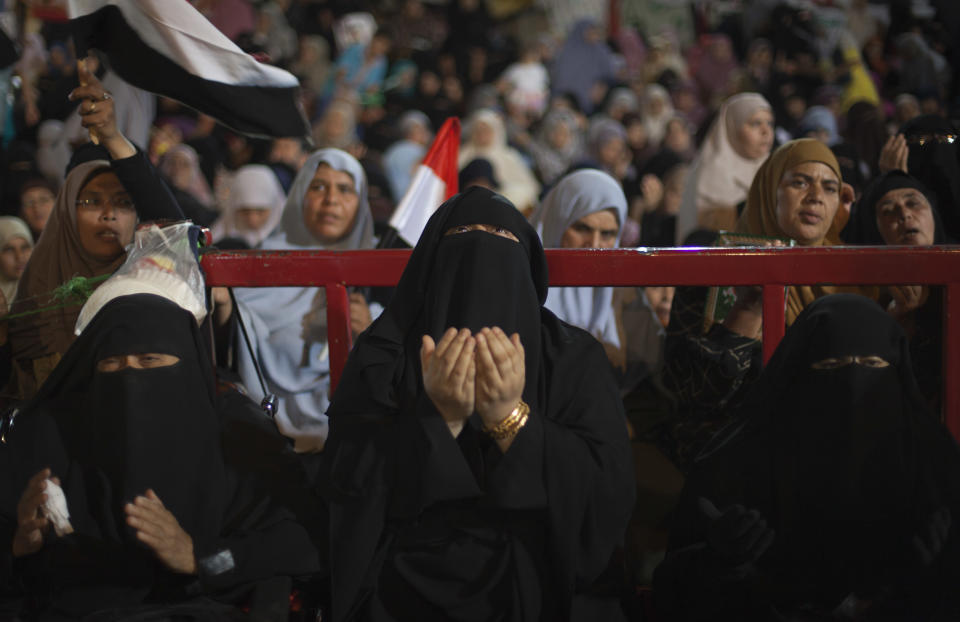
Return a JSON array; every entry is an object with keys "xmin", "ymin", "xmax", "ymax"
[{"xmin": 89, "ymin": 101, "xmax": 97, "ymax": 113}]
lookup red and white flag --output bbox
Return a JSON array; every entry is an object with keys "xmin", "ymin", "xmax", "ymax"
[{"xmin": 389, "ymin": 117, "xmax": 460, "ymax": 246}]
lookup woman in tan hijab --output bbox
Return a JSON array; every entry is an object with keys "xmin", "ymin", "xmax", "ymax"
[
  {"xmin": 675, "ymin": 93, "xmax": 773, "ymax": 244},
  {"xmin": 8, "ymin": 59, "xmax": 181, "ymax": 399},
  {"xmin": 658, "ymin": 138, "xmax": 855, "ymax": 471},
  {"xmin": 732, "ymin": 138, "xmax": 858, "ymax": 327}
]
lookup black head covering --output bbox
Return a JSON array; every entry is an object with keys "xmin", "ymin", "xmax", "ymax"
[
  {"xmin": 330, "ymin": 186, "xmax": 547, "ymax": 417},
  {"xmin": 843, "ymin": 170, "xmax": 946, "ymax": 245},
  {"xmin": 900, "ymin": 114, "xmax": 960, "ymax": 240},
  {"xmin": 6, "ymin": 294, "xmax": 226, "ymax": 595},
  {"xmin": 674, "ymin": 294, "xmax": 960, "ymax": 611},
  {"xmin": 458, "ymin": 158, "xmax": 500, "ymax": 190}
]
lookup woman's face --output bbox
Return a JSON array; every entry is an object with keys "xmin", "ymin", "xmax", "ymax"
[
  {"xmin": 302, "ymin": 163, "xmax": 359, "ymax": 244},
  {"xmin": 625, "ymin": 120, "xmax": 647, "ymax": 149},
  {"xmin": 166, "ymin": 152, "xmax": 194, "ymax": 189},
  {"xmin": 75, "ymin": 171, "xmax": 138, "ymax": 261},
  {"xmin": 664, "ymin": 119, "xmax": 691, "ymax": 153},
  {"xmin": 644, "ymin": 286, "xmax": 675, "ymax": 327},
  {"xmin": 647, "ymin": 97, "xmax": 665, "ymax": 116},
  {"xmin": 875, "ymin": 188, "xmax": 936, "ymax": 246},
  {"xmin": 597, "ymin": 136, "xmax": 626, "ymax": 169},
  {"xmin": 548, "ymin": 122, "xmax": 571, "ymax": 150},
  {"xmin": 20, "ymin": 187, "xmax": 55, "ymax": 234},
  {"xmin": 735, "ymin": 108, "xmax": 775, "ymax": 159},
  {"xmin": 322, "ymin": 107, "xmax": 351, "ymax": 143},
  {"xmin": 560, "ymin": 209, "xmax": 619, "ymax": 249},
  {"xmin": 749, "ymin": 45, "xmax": 772, "ymax": 69},
  {"xmin": 235, "ymin": 207, "xmax": 272, "ymax": 232},
  {"xmin": 775, "ymin": 161, "xmax": 841, "ymax": 245},
  {"xmin": 471, "ymin": 121, "xmax": 495, "ymax": 149},
  {"xmin": 0, "ymin": 236, "xmax": 31, "ymax": 281}
]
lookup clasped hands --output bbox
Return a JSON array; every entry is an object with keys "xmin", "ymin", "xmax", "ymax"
[
  {"xmin": 420, "ymin": 327, "xmax": 525, "ymax": 438},
  {"xmin": 14, "ymin": 469, "xmax": 196, "ymax": 575}
]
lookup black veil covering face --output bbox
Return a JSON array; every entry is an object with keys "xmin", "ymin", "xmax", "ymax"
[
  {"xmin": 1, "ymin": 294, "xmax": 320, "ymax": 617},
  {"xmin": 325, "ymin": 187, "xmax": 635, "ymax": 622},
  {"xmin": 331, "ymin": 186, "xmax": 548, "ymax": 417},
  {"xmin": 658, "ymin": 294, "xmax": 960, "ymax": 620},
  {"xmin": 2, "ymin": 294, "xmax": 225, "ymax": 611}
]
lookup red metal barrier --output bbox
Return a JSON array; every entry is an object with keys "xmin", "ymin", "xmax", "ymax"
[{"xmin": 202, "ymin": 245, "xmax": 960, "ymax": 437}]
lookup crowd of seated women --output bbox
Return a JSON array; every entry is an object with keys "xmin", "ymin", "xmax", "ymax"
[{"xmin": 0, "ymin": 1, "xmax": 959, "ymax": 620}]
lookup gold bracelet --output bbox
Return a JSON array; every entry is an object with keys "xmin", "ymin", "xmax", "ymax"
[{"xmin": 484, "ymin": 400, "xmax": 530, "ymax": 440}]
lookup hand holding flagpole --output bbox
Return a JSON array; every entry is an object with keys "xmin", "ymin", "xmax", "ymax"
[{"xmin": 71, "ymin": 56, "xmax": 135, "ymax": 159}]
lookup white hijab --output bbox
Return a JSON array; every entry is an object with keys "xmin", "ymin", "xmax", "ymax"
[
  {"xmin": 642, "ymin": 84, "xmax": 676, "ymax": 146},
  {"xmin": 458, "ymin": 108, "xmax": 541, "ymax": 212},
  {"xmin": 675, "ymin": 92, "xmax": 772, "ymax": 244},
  {"xmin": 211, "ymin": 164, "xmax": 285, "ymax": 248},
  {"xmin": 233, "ymin": 149, "xmax": 375, "ymax": 452},
  {"xmin": 0, "ymin": 216, "xmax": 33, "ymax": 307},
  {"xmin": 531, "ymin": 168, "xmax": 627, "ymax": 347}
]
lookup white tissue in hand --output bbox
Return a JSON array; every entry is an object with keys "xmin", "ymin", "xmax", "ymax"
[{"xmin": 41, "ymin": 479, "xmax": 73, "ymax": 536}]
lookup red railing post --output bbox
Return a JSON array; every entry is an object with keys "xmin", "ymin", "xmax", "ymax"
[
  {"xmin": 326, "ymin": 282, "xmax": 352, "ymax": 394},
  {"xmin": 945, "ymin": 284, "xmax": 960, "ymax": 436},
  {"xmin": 761, "ymin": 284, "xmax": 786, "ymax": 364}
]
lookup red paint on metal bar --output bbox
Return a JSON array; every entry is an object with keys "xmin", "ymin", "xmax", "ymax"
[
  {"xmin": 201, "ymin": 247, "xmax": 960, "ymax": 287},
  {"xmin": 325, "ymin": 283, "xmax": 351, "ymax": 392},
  {"xmin": 761, "ymin": 285, "xmax": 786, "ymax": 364},
  {"xmin": 201, "ymin": 246, "xmax": 960, "ymax": 432},
  {"xmin": 945, "ymin": 284, "xmax": 960, "ymax": 438}
]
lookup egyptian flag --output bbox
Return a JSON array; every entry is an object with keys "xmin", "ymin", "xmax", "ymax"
[
  {"xmin": 68, "ymin": 0, "xmax": 309, "ymax": 139},
  {"xmin": 388, "ymin": 117, "xmax": 461, "ymax": 246}
]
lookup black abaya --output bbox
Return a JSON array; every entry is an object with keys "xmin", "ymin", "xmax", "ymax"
[
  {"xmin": 655, "ymin": 294, "xmax": 960, "ymax": 621},
  {"xmin": 1, "ymin": 294, "xmax": 320, "ymax": 620},
  {"xmin": 324, "ymin": 187, "xmax": 635, "ymax": 621}
]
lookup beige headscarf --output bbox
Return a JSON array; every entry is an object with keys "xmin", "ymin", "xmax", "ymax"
[
  {"xmin": 736, "ymin": 138, "xmax": 864, "ymax": 324},
  {"xmin": 675, "ymin": 93, "xmax": 772, "ymax": 244},
  {"xmin": 210, "ymin": 164, "xmax": 286, "ymax": 248},
  {"xmin": 11, "ymin": 160, "xmax": 126, "ymax": 373},
  {"xmin": 458, "ymin": 109, "xmax": 541, "ymax": 213},
  {"xmin": 0, "ymin": 217, "xmax": 34, "ymax": 307}
]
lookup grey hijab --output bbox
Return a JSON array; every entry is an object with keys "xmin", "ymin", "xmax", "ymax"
[
  {"xmin": 272, "ymin": 148, "xmax": 374, "ymax": 250},
  {"xmin": 531, "ymin": 168, "xmax": 627, "ymax": 347}
]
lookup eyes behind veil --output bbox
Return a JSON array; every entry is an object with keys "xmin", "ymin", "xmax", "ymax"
[{"xmin": 443, "ymin": 223, "xmax": 519, "ymax": 242}]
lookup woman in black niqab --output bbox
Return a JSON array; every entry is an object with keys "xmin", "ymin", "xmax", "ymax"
[
  {"xmin": 655, "ymin": 294, "xmax": 960, "ymax": 621},
  {"xmin": 325, "ymin": 187, "xmax": 635, "ymax": 621},
  {"xmin": 2, "ymin": 294, "xmax": 320, "ymax": 619}
]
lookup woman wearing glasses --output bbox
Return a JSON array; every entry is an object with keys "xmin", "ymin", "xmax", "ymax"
[{"xmin": 7, "ymin": 58, "xmax": 182, "ymax": 399}]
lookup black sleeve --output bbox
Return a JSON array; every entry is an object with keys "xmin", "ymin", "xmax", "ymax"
[
  {"xmin": 538, "ymin": 330, "xmax": 636, "ymax": 594},
  {"xmin": 197, "ymin": 390, "xmax": 324, "ymax": 593},
  {"xmin": 195, "ymin": 496, "xmax": 321, "ymax": 594},
  {"xmin": 111, "ymin": 149, "xmax": 184, "ymax": 222}
]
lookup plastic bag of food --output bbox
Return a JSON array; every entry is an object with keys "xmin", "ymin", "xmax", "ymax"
[{"xmin": 75, "ymin": 222, "xmax": 207, "ymax": 335}]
